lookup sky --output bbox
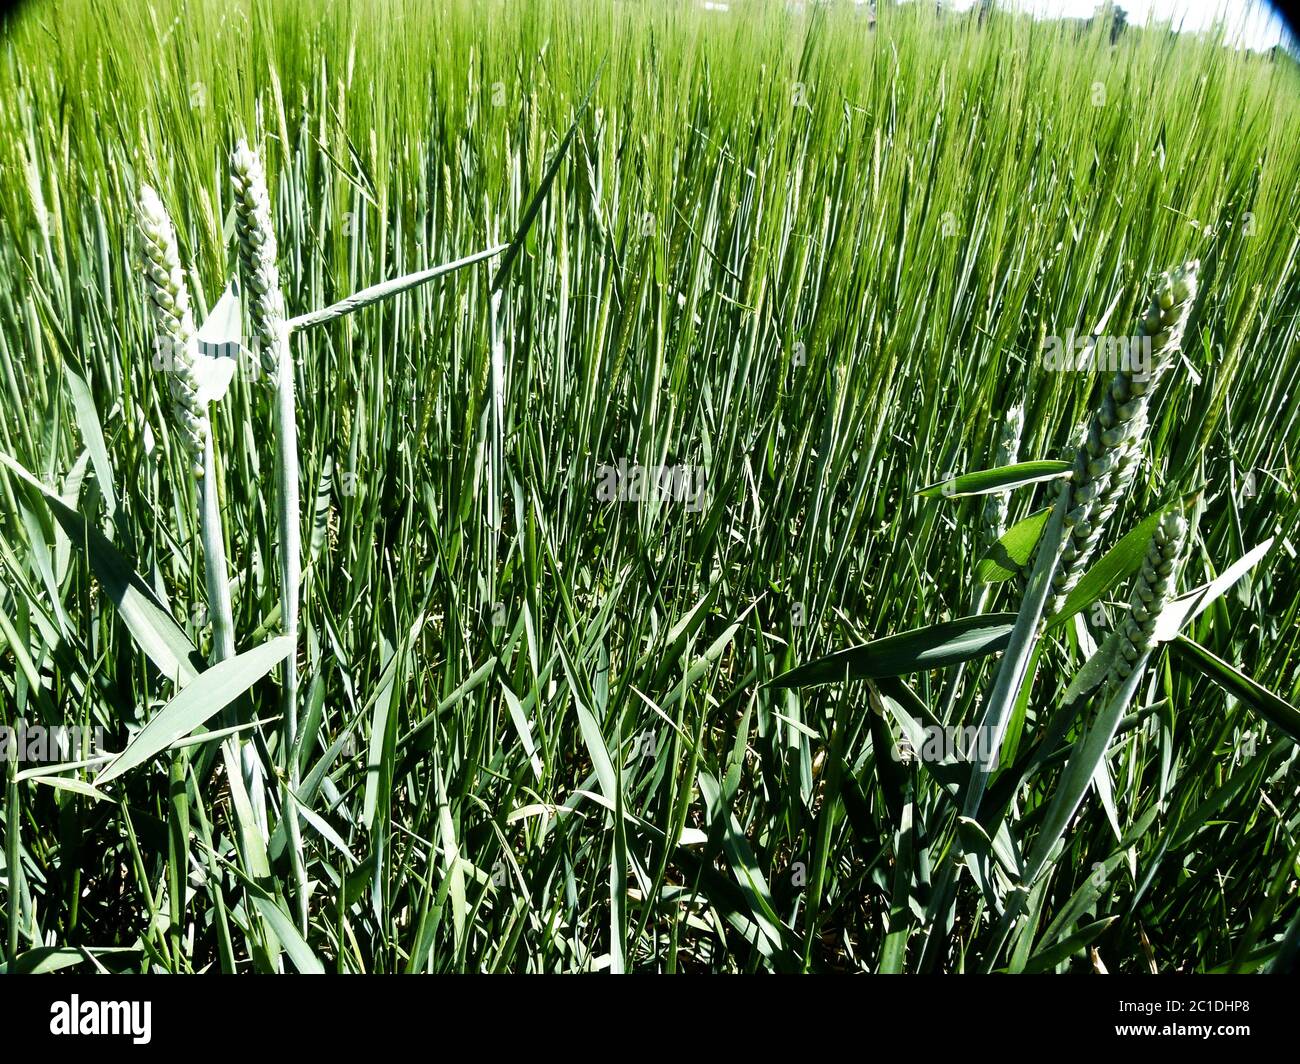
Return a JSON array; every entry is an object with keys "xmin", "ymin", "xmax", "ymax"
[{"xmin": 946, "ymin": 0, "xmax": 1296, "ymax": 51}]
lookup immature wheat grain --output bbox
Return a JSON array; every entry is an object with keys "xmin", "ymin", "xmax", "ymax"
[
  {"xmin": 137, "ymin": 184, "xmax": 208, "ymax": 477},
  {"xmin": 1045, "ymin": 261, "xmax": 1198, "ymax": 616},
  {"xmin": 1106, "ymin": 511, "xmax": 1188, "ymax": 687},
  {"xmin": 230, "ymin": 140, "xmax": 286, "ymax": 374}
]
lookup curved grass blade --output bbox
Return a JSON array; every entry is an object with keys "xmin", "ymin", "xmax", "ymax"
[
  {"xmin": 97, "ymin": 636, "xmax": 293, "ymax": 785},
  {"xmin": 0, "ymin": 946, "xmax": 138, "ymax": 974},
  {"xmin": 62, "ymin": 364, "xmax": 117, "ymax": 521},
  {"xmin": 249, "ymin": 892, "xmax": 324, "ymax": 974},
  {"xmin": 1170, "ymin": 636, "xmax": 1300, "ymax": 743},
  {"xmin": 1023, "ymin": 654, "xmax": 1151, "ymax": 886},
  {"xmin": 0, "ymin": 451, "xmax": 200, "ymax": 685},
  {"xmin": 30, "ymin": 775, "xmax": 112, "ymax": 803},
  {"xmin": 287, "ymin": 245, "xmax": 507, "ymax": 331},
  {"xmin": 962, "ymin": 481, "xmax": 1070, "ymax": 819},
  {"xmin": 768, "ymin": 613, "xmax": 1018, "ymax": 689},
  {"xmin": 917, "ymin": 460, "xmax": 1071, "ymax": 499},
  {"xmin": 193, "ymin": 277, "xmax": 242, "ymax": 404},
  {"xmin": 976, "ymin": 508, "xmax": 1050, "ymax": 583},
  {"xmin": 1022, "ymin": 917, "xmax": 1117, "ymax": 973},
  {"xmin": 490, "ymin": 58, "xmax": 605, "ymax": 293},
  {"xmin": 698, "ymin": 769, "xmax": 794, "ymax": 967},
  {"xmin": 1046, "ymin": 507, "xmax": 1170, "ymax": 630},
  {"xmin": 1152, "ymin": 539, "xmax": 1274, "ymax": 642},
  {"xmin": 1270, "ymin": 909, "xmax": 1300, "ymax": 974},
  {"xmin": 980, "ymin": 655, "xmax": 1153, "ymax": 971}
]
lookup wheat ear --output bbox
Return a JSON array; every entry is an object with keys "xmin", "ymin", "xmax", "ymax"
[
  {"xmin": 230, "ymin": 140, "xmax": 286, "ymax": 376},
  {"xmin": 1045, "ymin": 261, "xmax": 1198, "ymax": 617},
  {"xmin": 138, "ymin": 184, "xmax": 209, "ymax": 477},
  {"xmin": 1106, "ymin": 511, "xmax": 1189, "ymax": 688}
]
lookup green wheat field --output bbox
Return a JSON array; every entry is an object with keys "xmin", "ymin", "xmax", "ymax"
[{"xmin": 1, "ymin": 0, "xmax": 1298, "ymax": 974}]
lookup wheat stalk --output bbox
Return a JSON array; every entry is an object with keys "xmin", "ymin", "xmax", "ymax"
[
  {"xmin": 230, "ymin": 139, "xmax": 308, "ymax": 934},
  {"xmin": 138, "ymin": 182, "xmax": 237, "ymax": 664},
  {"xmin": 964, "ymin": 263, "xmax": 1198, "ymax": 823},
  {"xmin": 139, "ymin": 184, "xmax": 234, "ymax": 965}
]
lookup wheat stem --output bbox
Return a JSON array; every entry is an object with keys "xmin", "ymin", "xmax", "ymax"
[{"xmin": 231, "ymin": 141, "xmax": 308, "ymax": 934}]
